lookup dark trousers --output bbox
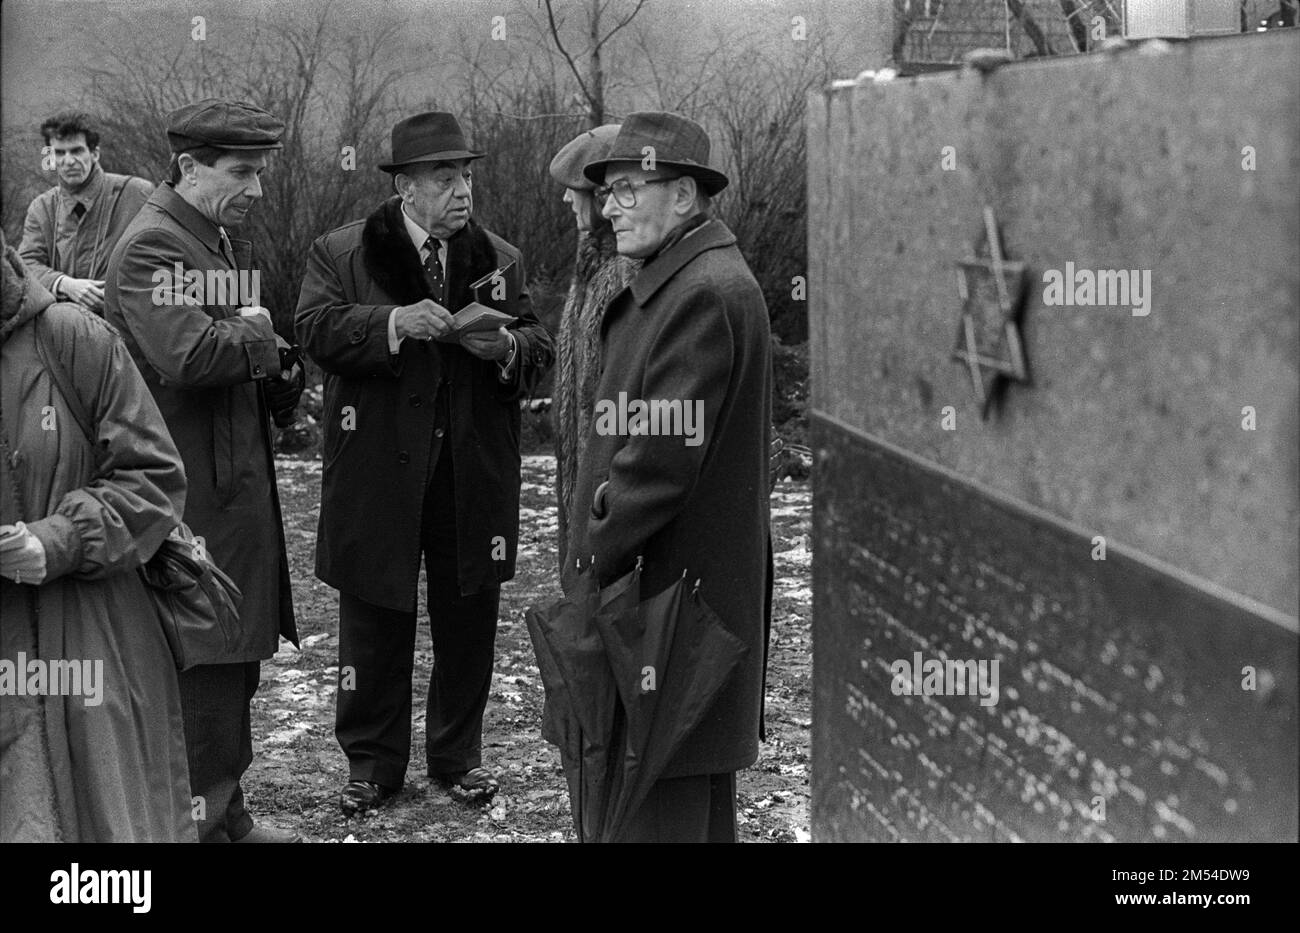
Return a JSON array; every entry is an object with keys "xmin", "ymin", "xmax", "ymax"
[
  {"xmin": 177, "ymin": 660, "xmax": 259, "ymax": 843},
  {"xmin": 612, "ymin": 772, "xmax": 738, "ymax": 843},
  {"xmin": 335, "ymin": 447, "xmax": 500, "ymax": 789}
]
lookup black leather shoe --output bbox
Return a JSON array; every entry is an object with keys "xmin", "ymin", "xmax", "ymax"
[
  {"xmin": 432, "ymin": 767, "xmax": 498, "ymax": 804},
  {"xmin": 340, "ymin": 780, "xmax": 396, "ymax": 816}
]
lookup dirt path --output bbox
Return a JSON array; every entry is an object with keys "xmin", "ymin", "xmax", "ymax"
[{"xmin": 245, "ymin": 454, "xmax": 812, "ymax": 842}]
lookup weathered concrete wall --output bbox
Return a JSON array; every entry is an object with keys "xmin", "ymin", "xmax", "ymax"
[{"xmin": 807, "ymin": 31, "xmax": 1299, "ymax": 618}]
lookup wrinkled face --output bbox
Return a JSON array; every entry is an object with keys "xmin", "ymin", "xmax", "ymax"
[
  {"xmin": 397, "ymin": 159, "xmax": 473, "ymax": 239},
  {"xmin": 598, "ymin": 163, "xmax": 690, "ymax": 259},
  {"xmin": 563, "ymin": 187, "xmax": 596, "ymax": 233},
  {"xmin": 183, "ymin": 150, "xmax": 269, "ymax": 228},
  {"xmin": 48, "ymin": 133, "xmax": 98, "ymax": 188}
]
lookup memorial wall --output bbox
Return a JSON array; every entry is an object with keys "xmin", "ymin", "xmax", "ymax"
[{"xmin": 808, "ymin": 31, "xmax": 1299, "ymax": 842}]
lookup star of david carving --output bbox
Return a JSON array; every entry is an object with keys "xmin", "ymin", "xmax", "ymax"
[{"xmin": 951, "ymin": 206, "xmax": 1030, "ymax": 420}]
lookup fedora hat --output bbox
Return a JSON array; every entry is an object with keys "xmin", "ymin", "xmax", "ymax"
[
  {"xmin": 379, "ymin": 112, "xmax": 484, "ymax": 173},
  {"xmin": 582, "ymin": 111, "xmax": 728, "ymax": 195},
  {"xmin": 549, "ymin": 124, "xmax": 621, "ymax": 190}
]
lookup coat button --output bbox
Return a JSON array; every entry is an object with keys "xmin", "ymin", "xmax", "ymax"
[
  {"xmin": 349, "ymin": 330, "xmax": 365, "ymax": 344},
  {"xmin": 409, "ymin": 393, "xmax": 422, "ymax": 407},
  {"xmin": 253, "ymin": 365, "xmax": 263, "ymax": 376},
  {"xmin": 434, "ymin": 428, "xmax": 445, "ymax": 438},
  {"xmin": 397, "ymin": 451, "xmax": 410, "ymax": 464}
]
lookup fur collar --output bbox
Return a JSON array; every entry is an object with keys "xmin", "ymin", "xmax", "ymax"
[{"xmin": 361, "ymin": 196, "xmax": 501, "ymax": 312}]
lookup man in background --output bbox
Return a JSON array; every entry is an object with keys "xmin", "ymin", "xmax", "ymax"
[{"xmin": 19, "ymin": 112, "xmax": 152, "ymax": 315}]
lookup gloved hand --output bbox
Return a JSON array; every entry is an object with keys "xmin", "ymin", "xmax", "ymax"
[
  {"xmin": 265, "ymin": 362, "xmax": 305, "ymax": 428},
  {"xmin": 0, "ymin": 522, "xmax": 48, "ymax": 585}
]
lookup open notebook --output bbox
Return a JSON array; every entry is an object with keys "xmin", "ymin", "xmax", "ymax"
[{"xmin": 437, "ymin": 261, "xmax": 517, "ymax": 341}]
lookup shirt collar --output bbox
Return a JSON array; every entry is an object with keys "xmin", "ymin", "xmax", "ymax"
[{"xmin": 401, "ymin": 203, "xmax": 442, "ymax": 254}]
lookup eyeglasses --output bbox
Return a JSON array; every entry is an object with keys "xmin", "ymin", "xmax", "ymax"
[{"xmin": 593, "ymin": 176, "xmax": 678, "ymax": 209}]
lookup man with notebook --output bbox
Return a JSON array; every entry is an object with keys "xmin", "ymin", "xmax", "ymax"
[{"xmin": 295, "ymin": 111, "xmax": 553, "ymax": 815}]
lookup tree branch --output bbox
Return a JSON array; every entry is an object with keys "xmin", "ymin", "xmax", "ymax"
[
  {"xmin": 542, "ymin": 0, "xmax": 595, "ymax": 110},
  {"xmin": 592, "ymin": 0, "xmax": 648, "ymax": 53}
]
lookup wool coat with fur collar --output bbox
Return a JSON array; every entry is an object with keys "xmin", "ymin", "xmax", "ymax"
[{"xmin": 296, "ymin": 197, "xmax": 553, "ymax": 610}]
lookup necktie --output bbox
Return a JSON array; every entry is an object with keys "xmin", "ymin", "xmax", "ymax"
[
  {"xmin": 71, "ymin": 202, "xmax": 87, "ymax": 221},
  {"xmin": 422, "ymin": 236, "xmax": 444, "ymax": 301}
]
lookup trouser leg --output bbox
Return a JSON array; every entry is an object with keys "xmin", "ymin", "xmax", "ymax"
[
  {"xmin": 421, "ymin": 442, "xmax": 499, "ymax": 775},
  {"xmin": 177, "ymin": 660, "xmax": 258, "ymax": 843},
  {"xmin": 335, "ymin": 592, "xmax": 417, "ymax": 789},
  {"xmin": 423, "ymin": 566, "xmax": 499, "ymax": 774}
]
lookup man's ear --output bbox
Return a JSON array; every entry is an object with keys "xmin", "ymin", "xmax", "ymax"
[
  {"xmin": 90, "ymin": 148, "xmax": 101, "ymax": 164},
  {"xmin": 393, "ymin": 172, "xmax": 412, "ymax": 200},
  {"xmin": 674, "ymin": 175, "xmax": 699, "ymax": 215}
]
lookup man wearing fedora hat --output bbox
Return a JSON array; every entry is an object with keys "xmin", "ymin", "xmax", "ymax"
[
  {"xmin": 105, "ymin": 98, "xmax": 303, "ymax": 843},
  {"xmin": 567, "ymin": 111, "xmax": 774, "ymax": 842},
  {"xmin": 296, "ymin": 112, "xmax": 552, "ymax": 815}
]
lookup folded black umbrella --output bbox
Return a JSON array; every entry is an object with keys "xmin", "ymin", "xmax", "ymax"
[
  {"xmin": 524, "ymin": 567, "xmax": 617, "ymax": 842},
  {"xmin": 592, "ymin": 563, "xmax": 749, "ymax": 842}
]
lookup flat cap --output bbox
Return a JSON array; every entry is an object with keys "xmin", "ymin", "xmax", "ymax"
[
  {"xmin": 167, "ymin": 98, "xmax": 285, "ymax": 153},
  {"xmin": 549, "ymin": 124, "xmax": 621, "ymax": 190}
]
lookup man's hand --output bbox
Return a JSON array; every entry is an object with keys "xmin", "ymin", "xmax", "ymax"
[
  {"xmin": 393, "ymin": 299, "xmax": 454, "ymax": 342},
  {"xmin": 459, "ymin": 326, "xmax": 512, "ymax": 361},
  {"xmin": 59, "ymin": 277, "xmax": 105, "ymax": 312},
  {"xmin": 266, "ymin": 362, "xmax": 305, "ymax": 427}
]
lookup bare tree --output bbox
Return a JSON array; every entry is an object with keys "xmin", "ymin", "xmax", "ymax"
[
  {"xmin": 542, "ymin": 0, "xmax": 649, "ymax": 127},
  {"xmin": 86, "ymin": 3, "xmax": 405, "ymax": 331}
]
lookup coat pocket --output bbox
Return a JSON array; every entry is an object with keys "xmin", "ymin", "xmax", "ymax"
[{"xmin": 212, "ymin": 393, "xmax": 235, "ymax": 502}]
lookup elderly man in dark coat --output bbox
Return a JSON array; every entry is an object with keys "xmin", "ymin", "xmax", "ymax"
[
  {"xmin": 104, "ymin": 98, "xmax": 302, "ymax": 843},
  {"xmin": 295, "ymin": 112, "xmax": 553, "ymax": 815},
  {"xmin": 570, "ymin": 111, "xmax": 773, "ymax": 842}
]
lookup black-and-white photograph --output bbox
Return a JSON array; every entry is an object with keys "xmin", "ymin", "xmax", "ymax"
[{"xmin": 0, "ymin": 0, "xmax": 1295, "ymax": 898}]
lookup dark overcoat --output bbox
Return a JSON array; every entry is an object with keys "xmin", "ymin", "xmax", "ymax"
[
  {"xmin": 104, "ymin": 183, "xmax": 298, "ymax": 660},
  {"xmin": 568, "ymin": 218, "xmax": 773, "ymax": 779},
  {"xmin": 294, "ymin": 198, "xmax": 553, "ymax": 611}
]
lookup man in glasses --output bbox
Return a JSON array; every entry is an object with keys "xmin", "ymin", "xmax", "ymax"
[{"xmin": 568, "ymin": 112, "xmax": 774, "ymax": 842}]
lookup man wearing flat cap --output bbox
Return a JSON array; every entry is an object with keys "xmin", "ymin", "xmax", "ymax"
[
  {"xmin": 295, "ymin": 111, "xmax": 553, "ymax": 815},
  {"xmin": 105, "ymin": 97, "xmax": 302, "ymax": 843},
  {"xmin": 567, "ymin": 111, "xmax": 774, "ymax": 842}
]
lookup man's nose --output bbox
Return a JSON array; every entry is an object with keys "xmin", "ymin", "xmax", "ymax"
[
  {"xmin": 246, "ymin": 176, "xmax": 264, "ymax": 199},
  {"xmin": 600, "ymin": 196, "xmax": 618, "ymax": 219}
]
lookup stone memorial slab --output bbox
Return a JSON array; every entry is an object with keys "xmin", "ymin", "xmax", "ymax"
[{"xmin": 807, "ymin": 32, "xmax": 1299, "ymax": 841}]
